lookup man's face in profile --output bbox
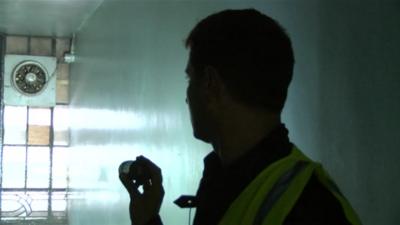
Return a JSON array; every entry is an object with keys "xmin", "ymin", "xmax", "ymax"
[{"xmin": 185, "ymin": 56, "xmax": 213, "ymax": 143}]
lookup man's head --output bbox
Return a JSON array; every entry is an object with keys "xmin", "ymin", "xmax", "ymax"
[{"xmin": 185, "ymin": 9, "xmax": 294, "ymax": 142}]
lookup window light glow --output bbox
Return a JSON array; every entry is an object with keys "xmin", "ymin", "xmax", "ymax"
[
  {"xmin": 3, "ymin": 106, "xmax": 27, "ymax": 144},
  {"xmin": 27, "ymin": 147, "xmax": 50, "ymax": 188},
  {"xmin": 28, "ymin": 108, "xmax": 51, "ymax": 126},
  {"xmin": 68, "ymin": 108, "xmax": 180, "ymax": 131},
  {"xmin": 52, "ymin": 147, "xmax": 69, "ymax": 188},
  {"xmin": 69, "ymin": 108, "xmax": 148, "ymax": 130},
  {"xmin": 2, "ymin": 147, "xmax": 26, "ymax": 188}
]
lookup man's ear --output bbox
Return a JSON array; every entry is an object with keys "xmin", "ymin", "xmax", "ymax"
[{"xmin": 203, "ymin": 65, "xmax": 223, "ymax": 98}]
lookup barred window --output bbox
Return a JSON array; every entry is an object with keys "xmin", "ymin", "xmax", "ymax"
[
  {"xmin": 1, "ymin": 35, "xmax": 71, "ymax": 225},
  {"xmin": 1, "ymin": 106, "xmax": 70, "ymax": 224}
]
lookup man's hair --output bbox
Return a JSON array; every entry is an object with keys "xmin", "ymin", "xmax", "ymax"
[{"xmin": 185, "ymin": 9, "xmax": 294, "ymax": 113}]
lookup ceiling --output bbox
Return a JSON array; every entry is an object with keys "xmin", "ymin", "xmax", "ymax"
[{"xmin": 0, "ymin": 0, "xmax": 104, "ymax": 37}]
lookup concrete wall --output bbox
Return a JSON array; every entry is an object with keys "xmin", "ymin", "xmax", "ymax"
[{"xmin": 69, "ymin": 1, "xmax": 400, "ymax": 225}]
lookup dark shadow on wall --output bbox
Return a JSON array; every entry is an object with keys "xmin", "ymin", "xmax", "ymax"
[
  {"xmin": 0, "ymin": 33, "xmax": 5, "ymax": 216},
  {"xmin": 316, "ymin": 1, "xmax": 400, "ymax": 225}
]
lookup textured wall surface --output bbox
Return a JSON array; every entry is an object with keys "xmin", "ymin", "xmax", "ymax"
[
  {"xmin": 315, "ymin": 2, "xmax": 400, "ymax": 224},
  {"xmin": 283, "ymin": 1, "xmax": 400, "ymax": 224},
  {"xmin": 0, "ymin": 34, "xmax": 4, "ymax": 145},
  {"xmin": 0, "ymin": 0, "xmax": 104, "ymax": 37},
  {"xmin": 68, "ymin": 1, "xmax": 400, "ymax": 225}
]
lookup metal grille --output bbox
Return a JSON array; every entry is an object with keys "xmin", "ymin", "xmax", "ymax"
[{"xmin": 0, "ymin": 36, "xmax": 69, "ymax": 225}]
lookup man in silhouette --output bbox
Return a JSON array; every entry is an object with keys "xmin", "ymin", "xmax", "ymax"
[{"xmin": 120, "ymin": 9, "xmax": 360, "ymax": 225}]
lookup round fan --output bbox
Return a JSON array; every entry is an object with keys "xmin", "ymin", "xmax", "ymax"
[{"xmin": 12, "ymin": 60, "xmax": 48, "ymax": 96}]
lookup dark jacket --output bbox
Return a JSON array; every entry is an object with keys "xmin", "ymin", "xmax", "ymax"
[
  {"xmin": 149, "ymin": 124, "xmax": 351, "ymax": 225},
  {"xmin": 193, "ymin": 124, "xmax": 351, "ymax": 225}
]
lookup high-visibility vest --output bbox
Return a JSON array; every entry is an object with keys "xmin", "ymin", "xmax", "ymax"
[{"xmin": 218, "ymin": 146, "xmax": 362, "ymax": 225}]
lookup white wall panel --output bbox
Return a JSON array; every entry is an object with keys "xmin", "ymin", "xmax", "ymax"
[{"xmin": 67, "ymin": 1, "xmax": 400, "ymax": 225}]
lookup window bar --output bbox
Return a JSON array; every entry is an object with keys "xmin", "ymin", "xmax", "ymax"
[
  {"xmin": 25, "ymin": 36, "xmax": 31, "ymax": 195},
  {"xmin": 2, "ymin": 143, "xmax": 70, "ymax": 148},
  {"xmin": 2, "ymin": 188, "xmax": 67, "ymax": 192},
  {"xmin": 25, "ymin": 107, "xmax": 30, "ymax": 192},
  {"xmin": 3, "ymin": 143, "xmax": 69, "ymax": 147},
  {"xmin": 47, "ymin": 37, "xmax": 56, "ymax": 219},
  {"xmin": 48, "ymin": 107, "xmax": 55, "ymax": 218}
]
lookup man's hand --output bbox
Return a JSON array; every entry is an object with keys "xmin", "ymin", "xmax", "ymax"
[{"xmin": 119, "ymin": 156, "xmax": 164, "ymax": 225}]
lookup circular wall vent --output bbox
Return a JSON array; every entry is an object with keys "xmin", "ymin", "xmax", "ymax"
[{"xmin": 12, "ymin": 61, "xmax": 48, "ymax": 96}]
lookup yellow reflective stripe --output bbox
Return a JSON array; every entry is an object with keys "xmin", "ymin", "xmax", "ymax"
[
  {"xmin": 262, "ymin": 161, "xmax": 317, "ymax": 225},
  {"xmin": 218, "ymin": 146, "xmax": 361, "ymax": 225},
  {"xmin": 314, "ymin": 166, "xmax": 363, "ymax": 225},
  {"xmin": 218, "ymin": 149, "xmax": 301, "ymax": 225},
  {"xmin": 254, "ymin": 161, "xmax": 309, "ymax": 225}
]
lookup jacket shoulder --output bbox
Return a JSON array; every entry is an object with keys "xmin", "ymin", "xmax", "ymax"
[{"xmin": 284, "ymin": 173, "xmax": 352, "ymax": 225}]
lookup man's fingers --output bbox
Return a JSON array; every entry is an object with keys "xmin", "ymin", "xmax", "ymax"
[
  {"xmin": 136, "ymin": 156, "xmax": 164, "ymax": 200},
  {"xmin": 136, "ymin": 155, "xmax": 163, "ymax": 186},
  {"xmin": 119, "ymin": 155, "xmax": 163, "ymax": 200},
  {"xmin": 130, "ymin": 185, "xmax": 141, "ymax": 199},
  {"xmin": 120, "ymin": 174, "xmax": 141, "ymax": 198}
]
